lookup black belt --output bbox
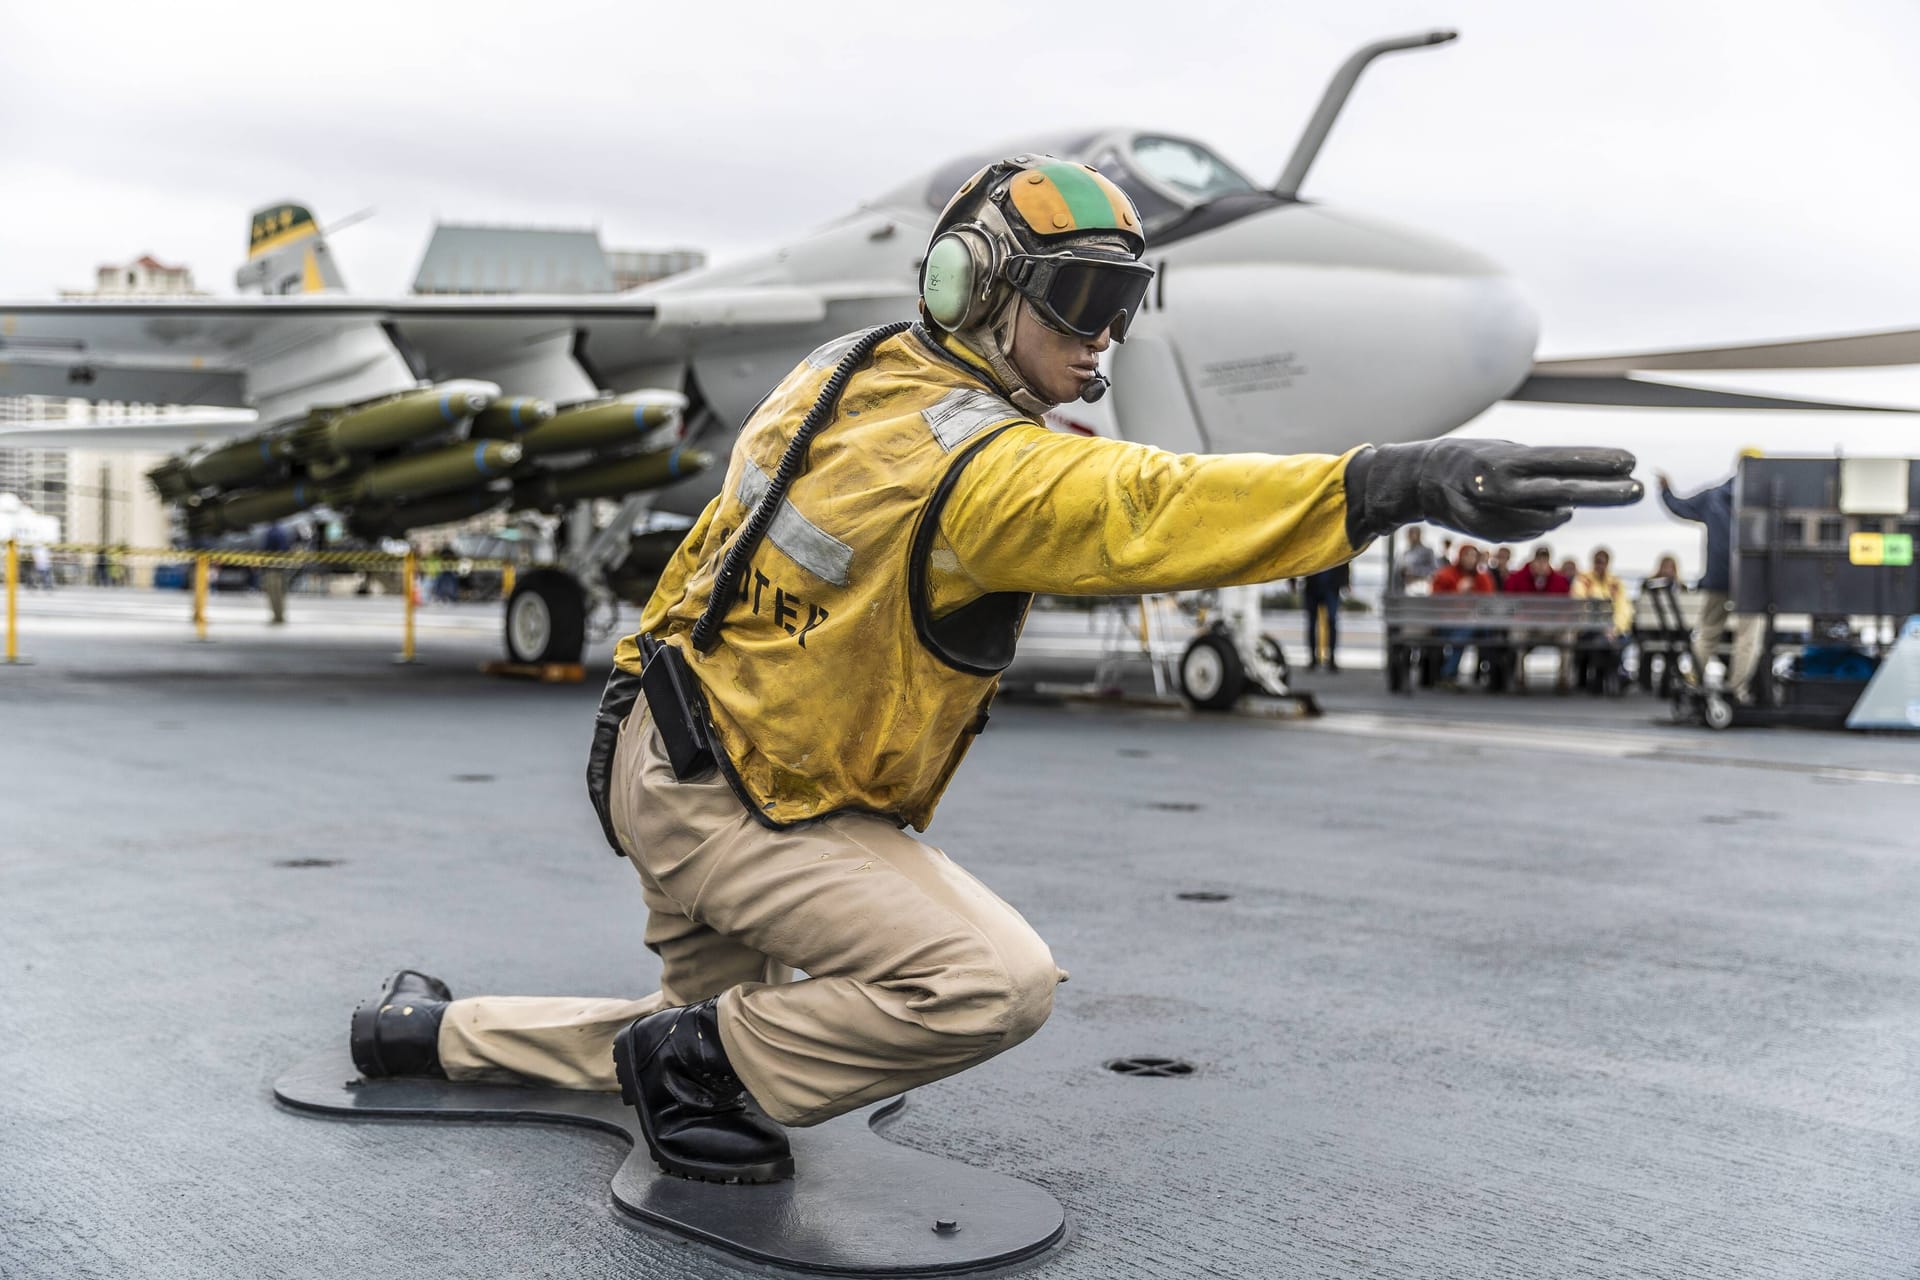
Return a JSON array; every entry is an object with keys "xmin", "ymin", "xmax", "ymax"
[{"xmin": 586, "ymin": 634, "xmax": 716, "ymax": 858}]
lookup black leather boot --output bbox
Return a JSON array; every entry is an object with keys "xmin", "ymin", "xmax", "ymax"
[
  {"xmin": 612, "ymin": 998, "xmax": 794, "ymax": 1184},
  {"xmin": 350, "ymin": 970, "xmax": 452, "ymax": 1079}
]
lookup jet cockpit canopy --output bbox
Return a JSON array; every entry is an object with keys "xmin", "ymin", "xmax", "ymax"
[{"xmin": 885, "ymin": 130, "xmax": 1276, "ymax": 243}]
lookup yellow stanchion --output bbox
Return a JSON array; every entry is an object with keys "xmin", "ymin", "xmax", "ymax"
[
  {"xmin": 398, "ymin": 549, "xmax": 418, "ymax": 664},
  {"xmin": 5, "ymin": 539, "xmax": 19, "ymax": 664},
  {"xmin": 0, "ymin": 542, "xmax": 512, "ymax": 667},
  {"xmin": 501, "ymin": 562, "xmax": 516, "ymax": 597},
  {"xmin": 193, "ymin": 554, "xmax": 209, "ymax": 641}
]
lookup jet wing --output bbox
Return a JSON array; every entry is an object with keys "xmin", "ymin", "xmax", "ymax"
[
  {"xmin": 1531, "ymin": 325, "xmax": 1920, "ymax": 375},
  {"xmin": 0, "ymin": 284, "xmax": 906, "ymax": 430},
  {"xmin": 0, "ymin": 348, "xmax": 248, "ymax": 406},
  {"xmin": 0, "ymin": 408, "xmax": 261, "ymax": 450},
  {"xmin": 1512, "ymin": 324, "xmax": 1920, "ymax": 414},
  {"xmin": 1508, "ymin": 374, "xmax": 1920, "ymax": 413},
  {"xmin": 0, "ymin": 295, "xmax": 664, "ymax": 414}
]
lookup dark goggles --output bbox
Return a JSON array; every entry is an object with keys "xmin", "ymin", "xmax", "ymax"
[{"xmin": 1004, "ymin": 251, "xmax": 1155, "ymax": 340}]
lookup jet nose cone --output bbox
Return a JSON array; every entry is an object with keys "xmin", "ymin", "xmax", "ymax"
[
  {"xmin": 1120, "ymin": 202, "xmax": 1542, "ymax": 452},
  {"xmin": 1460, "ymin": 271, "xmax": 1541, "ymax": 391}
]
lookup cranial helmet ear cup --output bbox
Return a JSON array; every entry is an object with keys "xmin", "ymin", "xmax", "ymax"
[
  {"xmin": 920, "ymin": 224, "xmax": 998, "ymax": 332},
  {"xmin": 921, "ymin": 235, "xmax": 974, "ymax": 330}
]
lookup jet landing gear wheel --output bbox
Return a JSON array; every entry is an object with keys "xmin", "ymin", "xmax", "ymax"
[
  {"xmin": 505, "ymin": 569, "xmax": 586, "ymax": 665},
  {"xmin": 1179, "ymin": 630, "xmax": 1246, "ymax": 711}
]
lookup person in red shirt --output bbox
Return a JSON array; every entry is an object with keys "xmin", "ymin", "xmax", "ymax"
[
  {"xmin": 1431, "ymin": 544, "xmax": 1496, "ymax": 594},
  {"xmin": 1501, "ymin": 545, "xmax": 1578, "ymax": 689},
  {"xmin": 1503, "ymin": 545, "xmax": 1570, "ymax": 594},
  {"xmin": 1429, "ymin": 545, "xmax": 1496, "ymax": 685}
]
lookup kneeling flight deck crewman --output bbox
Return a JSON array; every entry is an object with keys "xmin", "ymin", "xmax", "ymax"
[{"xmin": 349, "ymin": 156, "xmax": 1641, "ymax": 1184}]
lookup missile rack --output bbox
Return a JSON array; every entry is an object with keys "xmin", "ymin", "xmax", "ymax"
[{"xmin": 146, "ymin": 381, "xmax": 703, "ymax": 542}]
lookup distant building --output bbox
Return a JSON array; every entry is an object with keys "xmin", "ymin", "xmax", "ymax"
[
  {"xmin": 607, "ymin": 247, "xmax": 705, "ymax": 291},
  {"xmin": 411, "ymin": 224, "xmax": 704, "ymax": 295},
  {"xmin": 0, "ymin": 409, "xmax": 68, "ymax": 539},
  {"xmin": 62, "ymin": 254, "xmax": 202, "ymax": 299},
  {"xmin": 0, "ymin": 256, "xmax": 198, "ymax": 577}
]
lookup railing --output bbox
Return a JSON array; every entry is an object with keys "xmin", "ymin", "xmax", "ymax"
[
  {"xmin": 3, "ymin": 540, "xmax": 517, "ymax": 665},
  {"xmin": 1382, "ymin": 594, "xmax": 1616, "ymax": 693}
]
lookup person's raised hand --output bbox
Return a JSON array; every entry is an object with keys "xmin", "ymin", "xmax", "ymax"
[{"xmin": 1345, "ymin": 439, "xmax": 1642, "ymax": 546}]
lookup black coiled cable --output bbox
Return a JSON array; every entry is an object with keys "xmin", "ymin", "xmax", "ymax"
[{"xmin": 690, "ymin": 321, "xmax": 911, "ymax": 652}]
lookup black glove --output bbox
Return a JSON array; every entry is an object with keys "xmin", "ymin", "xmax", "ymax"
[
  {"xmin": 1344, "ymin": 440, "xmax": 1641, "ymax": 545},
  {"xmin": 586, "ymin": 661, "xmax": 645, "ymax": 856}
]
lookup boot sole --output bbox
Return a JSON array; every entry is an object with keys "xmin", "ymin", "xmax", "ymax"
[
  {"xmin": 350, "ymin": 971, "xmax": 450, "ymax": 1080},
  {"xmin": 349, "ymin": 990, "xmax": 391, "ymax": 1079},
  {"xmin": 612, "ymin": 1022, "xmax": 794, "ymax": 1185}
]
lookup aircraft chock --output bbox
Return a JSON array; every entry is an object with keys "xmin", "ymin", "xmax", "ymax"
[{"xmin": 274, "ymin": 1049, "xmax": 1065, "ymax": 1276}]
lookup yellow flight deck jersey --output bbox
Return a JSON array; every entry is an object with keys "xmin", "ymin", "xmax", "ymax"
[{"xmin": 617, "ymin": 326, "xmax": 1361, "ymax": 830}]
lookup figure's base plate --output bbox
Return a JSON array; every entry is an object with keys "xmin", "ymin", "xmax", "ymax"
[{"xmin": 274, "ymin": 1050, "xmax": 1064, "ymax": 1277}]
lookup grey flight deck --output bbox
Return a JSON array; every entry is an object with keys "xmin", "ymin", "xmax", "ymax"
[
  {"xmin": 273, "ymin": 1050, "xmax": 1063, "ymax": 1276},
  {"xmin": 2, "ymin": 590, "xmax": 1918, "ymax": 1278}
]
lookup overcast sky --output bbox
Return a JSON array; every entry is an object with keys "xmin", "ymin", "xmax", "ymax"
[{"xmin": 4, "ymin": 0, "xmax": 1917, "ymax": 574}]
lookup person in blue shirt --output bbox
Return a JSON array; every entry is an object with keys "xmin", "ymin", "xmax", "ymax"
[
  {"xmin": 1300, "ymin": 562, "xmax": 1350, "ymax": 671},
  {"xmin": 1657, "ymin": 455, "xmax": 1766, "ymax": 701}
]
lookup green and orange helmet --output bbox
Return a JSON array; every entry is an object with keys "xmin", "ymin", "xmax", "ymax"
[{"xmin": 921, "ymin": 155, "xmax": 1154, "ymax": 342}]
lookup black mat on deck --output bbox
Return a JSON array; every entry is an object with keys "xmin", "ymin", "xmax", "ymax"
[{"xmin": 274, "ymin": 1049, "xmax": 1065, "ymax": 1277}]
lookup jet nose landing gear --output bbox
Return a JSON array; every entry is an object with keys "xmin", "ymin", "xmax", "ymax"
[
  {"xmin": 1175, "ymin": 586, "xmax": 1303, "ymax": 713},
  {"xmin": 505, "ymin": 568, "xmax": 587, "ymax": 666}
]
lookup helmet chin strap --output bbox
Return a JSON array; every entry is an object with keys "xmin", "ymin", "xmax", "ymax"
[
  {"xmin": 967, "ymin": 295, "xmax": 1056, "ymax": 419},
  {"xmin": 976, "ymin": 295, "xmax": 1123, "ymax": 419},
  {"xmin": 961, "ymin": 297, "xmax": 1111, "ymax": 415}
]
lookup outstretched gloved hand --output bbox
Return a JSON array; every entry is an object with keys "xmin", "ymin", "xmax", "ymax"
[{"xmin": 1343, "ymin": 440, "xmax": 1641, "ymax": 546}]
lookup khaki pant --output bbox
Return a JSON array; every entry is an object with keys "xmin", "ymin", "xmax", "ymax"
[
  {"xmin": 438, "ymin": 704, "xmax": 1062, "ymax": 1127},
  {"xmin": 1693, "ymin": 591, "xmax": 1766, "ymax": 694}
]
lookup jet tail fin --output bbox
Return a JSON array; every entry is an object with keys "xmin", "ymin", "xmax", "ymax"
[{"xmin": 234, "ymin": 203, "xmax": 345, "ymax": 295}]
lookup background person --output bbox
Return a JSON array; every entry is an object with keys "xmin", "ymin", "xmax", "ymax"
[
  {"xmin": 430, "ymin": 542, "xmax": 461, "ymax": 605},
  {"xmin": 1396, "ymin": 526, "xmax": 1437, "ymax": 591},
  {"xmin": 1636, "ymin": 551, "xmax": 1686, "ymax": 693},
  {"xmin": 1503, "ymin": 546, "xmax": 1574, "ymax": 687},
  {"xmin": 1658, "ymin": 460, "xmax": 1765, "ymax": 701},
  {"xmin": 261, "ymin": 522, "xmax": 292, "ymax": 625},
  {"xmin": 1573, "ymin": 546, "xmax": 1632, "ymax": 691},
  {"xmin": 1485, "ymin": 544, "xmax": 1513, "ymax": 589},
  {"xmin": 1504, "ymin": 545, "xmax": 1570, "ymax": 594},
  {"xmin": 1300, "ymin": 562, "xmax": 1350, "ymax": 671},
  {"xmin": 1430, "ymin": 544, "xmax": 1498, "ymax": 687}
]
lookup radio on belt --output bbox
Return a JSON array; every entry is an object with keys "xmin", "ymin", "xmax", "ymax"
[{"xmin": 639, "ymin": 635, "xmax": 717, "ymax": 780}]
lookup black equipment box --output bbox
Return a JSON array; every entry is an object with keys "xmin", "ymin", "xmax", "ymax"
[{"xmin": 1733, "ymin": 457, "xmax": 1920, "ymax": 616}]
